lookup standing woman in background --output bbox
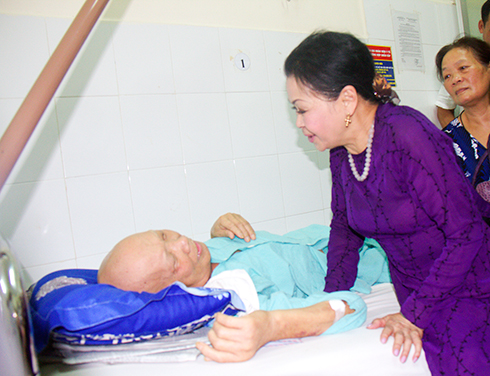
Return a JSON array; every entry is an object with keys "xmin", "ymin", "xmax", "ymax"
[
  {"xmin": 285, "ymin": 31, "xmax": 490, "ymax": 376},
  {"xmin": 436, "ymin": 36, "xmax": 490, "ymax": 202}
]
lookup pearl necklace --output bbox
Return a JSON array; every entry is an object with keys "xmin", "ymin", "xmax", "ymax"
[{"xmin": 347, "ymin": 122, "xmax": 375, "ymax": 182}]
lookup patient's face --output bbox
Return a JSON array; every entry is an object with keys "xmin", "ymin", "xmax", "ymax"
[{"xmin": 98, "ymin": 230, "xmax": 212, "ymax": 293}]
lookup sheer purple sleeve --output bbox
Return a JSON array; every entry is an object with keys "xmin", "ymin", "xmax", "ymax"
[{"xmin": 324, "ymin": 147, "xmax": 364, "ymax": 293}]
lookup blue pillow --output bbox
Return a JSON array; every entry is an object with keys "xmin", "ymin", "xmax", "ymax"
[{"xmin": 29, "ymin": 269, "xmax": 244, "ymax": 353}]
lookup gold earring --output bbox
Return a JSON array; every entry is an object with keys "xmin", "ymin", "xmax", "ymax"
[{"xmin": 345, "ymin": 113, "xmax": 352, "ymax": 128}]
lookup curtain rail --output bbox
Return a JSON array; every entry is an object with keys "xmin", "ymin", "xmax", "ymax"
[{"xmin": 0, "ymin": 0, "xmax": 111, "ymax": 191}]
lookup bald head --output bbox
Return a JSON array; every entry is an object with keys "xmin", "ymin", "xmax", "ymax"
[
  {"xmin": 98, "ymin": 229, "xmax": 213, "ymax": 293},
  {"xmin": 98, "ymin": 231, "xmax": 166, "ymax": 293}
]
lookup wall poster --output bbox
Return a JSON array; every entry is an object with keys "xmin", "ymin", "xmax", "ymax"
[
  {"xmin": 392, "ymin": 10, "xmax": 425, "ymax": 71},
  {"xmin": 367, "ymin": 45, "xmax": 396, "ymax": 87}
]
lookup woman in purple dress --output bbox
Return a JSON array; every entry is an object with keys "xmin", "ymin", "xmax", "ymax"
[{"xmin": 285, "ymin": 31, "xmax": 490, "ymax": 376}]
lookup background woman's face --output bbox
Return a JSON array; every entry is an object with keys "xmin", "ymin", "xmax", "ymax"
[
  {"xmin": 286, "ymin": 77, "xmax": 345, "ymax": 151},
  {"xmin": 442, "ymin": 47, "xmax": 490, "ymax": 107}
]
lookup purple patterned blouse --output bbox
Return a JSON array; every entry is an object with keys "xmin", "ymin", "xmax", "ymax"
[{"xmin": 324, "ymin": 103, "xmax": 490, "ymax": 330}]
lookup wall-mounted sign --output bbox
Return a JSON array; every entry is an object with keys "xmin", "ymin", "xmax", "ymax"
[
  {"xmin": 367, "ymin": 45, "xmax": 396, "ymax": 87},
  {"xmin": 392, "ymin": 10, "xmax": 425, "ymax": 71}
]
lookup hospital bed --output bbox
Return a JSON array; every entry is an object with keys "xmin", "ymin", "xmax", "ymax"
[{"xmin": 39, "ymin": 283, "xmax": 431, "ymax": 376}]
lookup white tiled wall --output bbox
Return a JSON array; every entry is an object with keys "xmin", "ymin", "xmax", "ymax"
[{"xmin": 0, "ymin": 0, "xmax": 460, "ymax": 286}]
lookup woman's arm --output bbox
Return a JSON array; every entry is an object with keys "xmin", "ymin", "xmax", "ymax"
[
  {"xmin": 196, "ymin": 300, "xmax": 353, "ymax": 363},
  {"xmin": 324, "ymin": 148, "xmax": 364, "ymax": 292},
  {"xmin": 436, "ymin": 106, "xmax": 455, "ymax": 128}
]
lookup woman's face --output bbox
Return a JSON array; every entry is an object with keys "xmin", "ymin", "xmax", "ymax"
[
  {"xmin": 442, "ymin": 47, "xmax": 490, "ymax": 108},
  {"xmin": 286, "ymin": 77, "xmax": 345, "ymax": 151}
]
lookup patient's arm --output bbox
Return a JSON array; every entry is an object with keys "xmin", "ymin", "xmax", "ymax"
[
  {"xmin": 210, "ymin": 213, "xmax": 256, "ymax": 242},
  {"xmin": 196, "ymin": 300, "xmax": 353, "ymax": 363},
  {"xmin": 367, "ymin": 312, "xmax": 423, "ymax": 363}
]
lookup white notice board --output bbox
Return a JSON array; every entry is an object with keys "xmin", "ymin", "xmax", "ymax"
[{"xmin": 392, "ymin": 10, "xmax": 425, "ymax": 72}]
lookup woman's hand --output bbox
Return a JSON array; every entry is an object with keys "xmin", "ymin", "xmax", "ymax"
[
  {"xmin": 196, "ymin": 311, "xmax": 272, "ymax": 362},
  {"xmin": 367, "ymin": 312, "xmax": 424, "ymax": 363},
  {"xmin": 210, "ymin": 213, "xmax": 256, "ymax": 242}
]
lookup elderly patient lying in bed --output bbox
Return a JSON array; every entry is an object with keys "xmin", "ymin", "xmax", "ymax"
[{"xmin": 98, "ymin": 213, "xmax": 382, "ymax": 363}]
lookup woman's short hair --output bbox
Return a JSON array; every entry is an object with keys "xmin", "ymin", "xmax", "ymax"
[
  {"xmin": 435, "ymin": 36, "xmax": 490, "ymax": 81},
  {"xmin": 284, "ymin": 31, "xmax": 378, "ymax": 103}
]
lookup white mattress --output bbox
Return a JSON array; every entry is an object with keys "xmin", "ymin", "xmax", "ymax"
[{"xmin": 40, "ymin": 283, "xmax": 431, "ymax": 376}]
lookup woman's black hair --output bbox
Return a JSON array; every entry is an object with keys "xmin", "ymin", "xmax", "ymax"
[
  {"xmin": 435, "ymin": 36, "xmax": 490, "ymax": 81},
  {"xmin": 284, "ymin": 31, "xmax": 378, "ymax": 103}
]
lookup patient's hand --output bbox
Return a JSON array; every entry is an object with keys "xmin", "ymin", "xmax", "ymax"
[
  {"xmin": 197, "ymin": 300, "xmax": 346, "ymax": 362},
  {"xmin": 367, "ymin": 312, "xmax": 423, "ymax": 364},
  {"xmin": 196, "ymin": 311, "xmax": 272, "ymax": 362},
  {"xmin": 210, "ymin": 213, "xmax": 256, "ymax": 242}
]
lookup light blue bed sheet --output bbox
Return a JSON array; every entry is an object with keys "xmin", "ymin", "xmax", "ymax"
[{"xmin": 207, "ymin": 225, "xmax": 390, "ymax": 335}]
